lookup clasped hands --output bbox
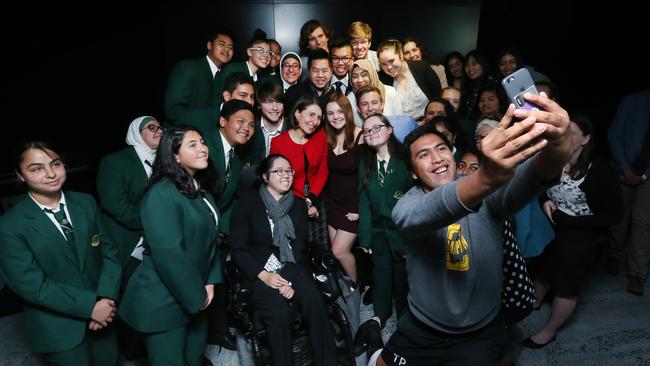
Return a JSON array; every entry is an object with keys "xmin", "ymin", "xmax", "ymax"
[
  {"xmin": 89, "ymin": 298, "xmax": 116, "ymax": 331},
  {"xmin": 259, "ymin": 270, "xmax": 294, "ymax": 300}
]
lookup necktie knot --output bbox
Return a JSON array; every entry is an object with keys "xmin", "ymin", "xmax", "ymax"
[
  {"xmin": 44, "ymin": 203, "xmax": 74, "ymax": 239},
  {"xmin": 335, "ymin": 81, "xmax": 343, "ymax": 93}
]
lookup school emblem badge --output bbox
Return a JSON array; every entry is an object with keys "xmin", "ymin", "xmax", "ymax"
[{"xmin": 91, "ymin": 234, "xmax": 100, "ymax": 247}]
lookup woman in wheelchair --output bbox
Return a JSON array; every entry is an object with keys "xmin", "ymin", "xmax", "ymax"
[{"xmin": 230, "ymin": 154, "xmax": 338, "ymax": 366}]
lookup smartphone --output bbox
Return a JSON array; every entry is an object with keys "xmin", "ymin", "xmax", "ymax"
[{"xmin": 501, "ymin": 68, "xmax": 541, "ymax": 110}]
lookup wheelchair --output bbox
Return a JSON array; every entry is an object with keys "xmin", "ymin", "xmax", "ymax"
[{"xmin": 223, "ymin": 244, "xmax": 357, "ymax": 366}]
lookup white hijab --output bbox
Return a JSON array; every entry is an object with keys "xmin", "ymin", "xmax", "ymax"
[{"xmin": 126, "ymin": 116, "xmax": 157, "ymax": 177}]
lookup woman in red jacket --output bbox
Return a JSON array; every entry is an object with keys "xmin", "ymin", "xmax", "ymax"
[{"xmin": 270, "ymin": 94, "xmax": 329, "ymax": 249}]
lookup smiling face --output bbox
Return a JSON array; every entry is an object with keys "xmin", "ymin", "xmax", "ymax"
[
  {"xmin": 478, "ymin": 90, "xmax": 500, "ymax": 115},
  {"xmin": 499, "ymin": 53, "xmax": 518, "ymax": 77},
  {"xmin": 295, "ymin": 104, "xmax": 323, "ymax": 135},
  {"xmin": 175, "ymin": 130, "xmax": 209, "ymax": 177},
  {"xmin": 358, "ymin": 91, "xmax": 384, "ymax": 120},
  {"xmin": 447, "ymin": 56, "xmax": 464, "ymax": 79},
  {"xmin": 260, "ymin": 99, "xmax": 284, "ymax": 123},
  {"xmin": 269, "ymin": 42, "xmax": 282, "ymax": 68},
  {"xmin": 351, "ymin": 65, "xmax": 371, "ymax": 91},
  {"xmin": 331, "ymin": 45, "xmax": 354, "ymax": 78},
  {"xmin": 223, "ymin": 83, "xmax": 255, "ymax": 106},
  {"xmin": 351, "ymin": 38, "xmax": 370, "ymax": 60},
  {"xmin": 402, "ymin": 41, "xmax": 422, "ymax": 61},
  {"xmin": 379, "ymin": 49, "xmax": 403, "ymax": 78},
  {"xmin": 308, "ymin": 27, "xmax": 329, "ymax": 51},
  {"xmin": 264, "ymin": 156, "xmax": 294, "ymax": 197},
  {"xmin": 207, "ymin": 34, "xmax": 234, "ymax": 67},
  {"xmin": 247, "ymin": 41, "xmax": 272, "ymax": 70},
  {"xmin": 219, "ymin": 109, "xmax": 255, "ymax": 146},
  {"xmin": 309, "ymin": 59, "xmax": 332, "ymax": 90},
  {"xmin": 464, "ymin": 55, "xmax": 483, "ymax": 80},
  {"xmin": 141, "ymin": 119, "xmax": 163, "ymax": 150},
  {"xmin": 362, "ymin": 115, "xmax": 392, "ymax": 148},
  {"xmin": 17, "ymin": 147, "xmax": 66, "ymax": 198},
  {"xmin": 409, "ymin": 133, "xmax": 455, "ymax": 192},
  {"xmin": 326, "ymin": 101, "xmax": 346, "ymax": 130},
  {"xmin": 281, "ymin": 57, "xmax": 301, "ymax": 84}
]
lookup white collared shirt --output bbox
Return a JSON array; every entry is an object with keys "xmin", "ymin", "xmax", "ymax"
[
  {"xmin": 331, "ymin": 75, "xmax": 350, "ymax": 94},
  {"xmin": 261, "ymin": 118, "xmax": 284, "ymax": 157},
  {"xmin": 376, "ymin": 153, "xmax": 391, "ymax": 172},
  {"xmin": 219, "ymin": 130, "xmax": 234, "ymax": 169},
  {"xmin": 30, "ymin": 192, "xmax": 71, "ymax": 240},
  {"xmin": 206, "ymin": 56, "xmax": 221, "ymax": 79},
  {"xmin": 245, "ymin": 61, "xmax": 258, "ymax": 82}
]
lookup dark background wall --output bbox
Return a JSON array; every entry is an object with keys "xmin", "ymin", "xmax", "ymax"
[{"xmin": 2, "ymin": 0, "xmax": 647, "ymax": 183}]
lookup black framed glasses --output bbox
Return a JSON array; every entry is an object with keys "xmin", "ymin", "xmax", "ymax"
[
  {"xmin": 282, "ymin": 63, "xmax": 300, "ymax": 70},
  {"xmin": 332, "ymin": 56, "xmax": 353, "ymax": 64},
  {"xmin": 362, "ymin": 124, "xmax": 387, "ymax": 136},
  {"xmin": 145, "ymin": 125, "xmax": 164, "ymax": 133},
  {"xmin": 269, "ymin": 168, "xmax": 295, "ymax": 176},
  {"xmin": 249, "ymin": 47, "xmax": 274, "ymax": 57}
]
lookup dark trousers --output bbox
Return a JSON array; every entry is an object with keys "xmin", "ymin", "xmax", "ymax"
[
  {"xmin": 381, "ymin": 309, "xmax": 508, "ymax": 366},
  {"xmin": 118, "ymin": 257, "xmax": 146, "ymax": 360},
  {"xmin": 207, "ymin": 245, "xmax": 230, "ymax": 342},
  {"xmin": 372, "ymin": 236, "xmax": 408, "ymax": 324},
  {"xmin": 44, "ymin": 326, "xmax": 117, "ymax": 366},
  {"xmin": 251, "ymin": 263, "xmax": 337, "ymax": 366}
]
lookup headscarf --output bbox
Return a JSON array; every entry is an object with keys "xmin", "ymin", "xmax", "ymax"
[
  {"xmin": 279, "ymin": 51, "xmax": 303, "ymax": 91},
  {"xmin": 258, "ymin": 184, "xmax": 296, "ymax": 264},
  {"xmin": 349, "ymin": 59, "xmax": 385, "ymax": 101},
  {"xmin": 126, "ymin": 116, "xmax": 158, "ymax": 177}
]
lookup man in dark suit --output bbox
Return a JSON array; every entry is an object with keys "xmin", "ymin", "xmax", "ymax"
[
  {"xmin": 329, "ymin": 37, "xmax": 354, "ymax": 96},
  {"xmin": 284, "ymin": 48, "xmax": 333, "ymax": 114},
  {"xmin": 164, "ymin": 30, "xmax": 234, "ymax": 124},
  {"xmin": 202, "ymin": 99, "xmax": 256, "ymax": 350}
]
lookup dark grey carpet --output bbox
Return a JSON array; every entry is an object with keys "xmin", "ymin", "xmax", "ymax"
[{"xmin": 1, "ymin": 267, "xmax": 648, "ymax": 365}]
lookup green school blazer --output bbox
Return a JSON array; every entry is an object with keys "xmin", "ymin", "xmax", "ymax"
[
  {"xmin": 118, "ymin": 179, "xmax": 221, "ymax": 333},
  {"xmin": 358, "ymin": 157, "xmax": 414, "ymax": 255},
  {"xmin": 97, "ymin": 146, "xmax": 148, "ymax": 266},
  {"xmin": 164, "ymin": 57, "xmax": 219, "ymax": 124},
  {"xmin": 0, "ymin": 192, "xmax": 121, "ymax": 353},
  {"xmin": 203, "ymin": 129, "xmax": 241, "ymax": 236}
]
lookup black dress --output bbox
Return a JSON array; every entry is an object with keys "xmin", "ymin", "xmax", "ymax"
[{"xmin": 325, "ymin": 135, "xmax": 363, "ymax": 233}]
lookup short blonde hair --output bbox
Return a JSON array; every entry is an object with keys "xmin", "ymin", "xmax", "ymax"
[{"xmin": 348, "ymin": 21, "xmax": 372, "ymax": 41}]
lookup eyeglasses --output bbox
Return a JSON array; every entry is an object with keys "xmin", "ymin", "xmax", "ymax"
[
  {"xmin": 362, "ymin": 124, "xmax": 387, "ymax": 136},
  {"xmin": 282, "ymin": 63, "xmax": 300, "ymax": 70},
  {"xmin": 249, "ymin": 47, "xmax": 274, "ymax": 58},
  {"xmin": 269, "ymin": 168, "xmax": 295, "ymax": 176},
  {"xmin": 144, "ymin": 125, "xmax": 164, "ymax": 133},
  {"xmin": 332, "ymin": 56, "xmax": 353, "ymax": 64}
]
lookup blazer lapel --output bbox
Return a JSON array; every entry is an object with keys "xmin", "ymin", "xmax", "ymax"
[
  {"xmin": 65, "ymin": 195, "xmax": 88, "ymax": 269},
  {"xmin": 25, "ymin": 200, "xmax": 78, "ymax": 265}
]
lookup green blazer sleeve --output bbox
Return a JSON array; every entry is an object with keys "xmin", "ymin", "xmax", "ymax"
[
  {"xmin": 97, "ymin": 148, "xmax": 146, "ymax": 230},
  {"xmin": 140, "ymin": 184, "xmax": 208, "ymax": 313},
  {"xmin": 165, "ymin": 57, "xmax": 216, "ymax": 124},
  {"xmin": 96, "ymin": 148, "xmax": 147, "ymax": 265},
  {"xmin": 91, "ymin": 198, "xmax": 123, "ymax": 300},
  {"xmin": 358, "ymin": 160, "xmax": 372, "ymax": 248}
]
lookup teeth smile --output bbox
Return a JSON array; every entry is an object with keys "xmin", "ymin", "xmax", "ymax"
[{"xmin": 434, "ymin": 166, "xmax": 448, "ymax": 174}]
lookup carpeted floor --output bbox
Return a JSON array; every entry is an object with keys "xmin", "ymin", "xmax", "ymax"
[{"xmin": 2, "ymin": 266, "xmax": 648, "ymax": 366}]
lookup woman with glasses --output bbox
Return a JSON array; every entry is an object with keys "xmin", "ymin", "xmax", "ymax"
[
  {"xmin": 323, "ymin": 92, "xmax": 364, "ymax": 283},
  {"xmin": 215, "ymin": 29, "xmax": 273, "ymax": 103},
  {"xmin": 119, "ymin": 127, "xmax": 221, "ymax": 365},
  {"xmin": 279, "ymin": 51, "xmax": 302, "ymax": 92},
  {"xmin": 96, "ymin": 116, "xmax": 163, "ymax": 359},
  {"xmin": 270, "ymin": 95, "xmax": 329, "ymax": 250},
  {"xmin": 231, "ymin": 154, "xmax": 337, "ymax": 366},
  {"xmin": 0, "ymin": 141, "xmax": 121, "ymax": 365},
  {"xmin": 358, "ymin": 114, "xmax": 413, "ymax": 329}
]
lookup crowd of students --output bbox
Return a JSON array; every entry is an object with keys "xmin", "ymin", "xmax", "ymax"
[{"xmin": 1, "ymin": 17, "xmax": 648, "ymax": 366}]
